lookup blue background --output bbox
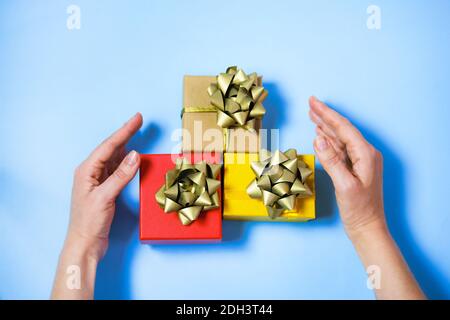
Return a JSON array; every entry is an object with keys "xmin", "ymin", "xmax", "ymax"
[{"xmin": 1, "ymin": 0, "xmax": 449, "ymax": 299}]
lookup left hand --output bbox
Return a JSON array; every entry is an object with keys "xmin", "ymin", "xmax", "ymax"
[{"xmin": 67, "ymin": 113, "xmax": 142, "ymax": 260}]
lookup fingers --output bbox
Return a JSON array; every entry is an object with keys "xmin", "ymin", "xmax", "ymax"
[
  {"xmin": 98, "ymin": 150, "xmax": 140, "ymax": 200},
  {"xmin": 88, "ymin": 113, "xmax": 143, "ymax": 165},
  {"xmin": 310, "ymin": 96, "xmax": 381, "ymax": 186},
  {"xmin": 309, "ymin": 97, "xmax": 367, "ymax": 149},
  {"xmin": 309, "ymin": 109, "xmax": 338, "ymax": 139},
  {"xmin": 314, "ymin": 135, "xmax": 356, "ymax": 190},
  {"xmin": 315, "ymin": 125, "xmax": 345, "ymax": 152}
]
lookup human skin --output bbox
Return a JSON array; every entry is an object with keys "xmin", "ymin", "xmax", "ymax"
[
  {"xmin": 51, "ymin": 113, "xmax": 142, "ymax": 299},
  {"xmin": 52, "ymin": 100, "xmax": 425, "ymax": 300},
  {"xmin": 309, "ymin": 96, "xmax": 425, "ymax": 299}
]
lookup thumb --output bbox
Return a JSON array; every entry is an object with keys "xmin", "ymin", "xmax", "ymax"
[
  {"xmin": 314, "ymin": 136, "xmax": 354, "ymax": 190},
  {"xmin": 99, "ymin": 150, "xmax": 140, "ymax": 200}
]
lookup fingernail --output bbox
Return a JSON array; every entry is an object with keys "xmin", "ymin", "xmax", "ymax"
[
  {"xmin": 316, "ymin": 136, "xmax": 329, "ymax": 151},
  {"xmin": 124, "ymin": 113, "xmax": 139, "ymax": 126},
  {"xmin": 311, "ymin": 96, "xmax": 325, "ymax": 110},
  {"xmin": 125, "ymin": 150, "xmax": 138, "ymax": 166}
]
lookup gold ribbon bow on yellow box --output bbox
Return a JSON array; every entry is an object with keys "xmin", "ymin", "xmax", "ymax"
[
  {"xmin": 246, "ymin": 149, "xmax": 313, "ymax": 219},
  {"xmin": 223, "ymin": 151, "xmax": 315, "ymax": 222},
  {"xmin": 155, "ymin": 158, "xmax": 222, "ymax": 226}
]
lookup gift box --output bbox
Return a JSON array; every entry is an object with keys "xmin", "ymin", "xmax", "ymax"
[
  {"xmin": 140, "ymin": 152, "xmax": 223, "ymax": 243},
  {"xmin": 182, "ymin": 73, "xmax": 264, "ymax": 153},
  {"xmin": 223, "ymin": 152, "xmax": 316, "ymax": 221}
]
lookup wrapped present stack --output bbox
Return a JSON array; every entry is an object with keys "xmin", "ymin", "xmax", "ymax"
[{"xmin": 140, "ymin": 66, "xmax": 315, "ymax": 244}]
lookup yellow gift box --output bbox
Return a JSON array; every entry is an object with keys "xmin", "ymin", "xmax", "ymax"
[{"xmin": 223, "ymin": 153, "xmax": 316, "ymax": 221}]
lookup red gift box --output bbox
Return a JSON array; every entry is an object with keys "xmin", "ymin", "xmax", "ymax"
[{"xmin": 139, "ymin": 152, "xmax": 223, "ymax": 244}]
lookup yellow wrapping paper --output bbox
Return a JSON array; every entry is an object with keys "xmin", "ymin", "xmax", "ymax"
[{"xmin": 223, "ymin": 153, "xmax": 316, "ymax": 221}]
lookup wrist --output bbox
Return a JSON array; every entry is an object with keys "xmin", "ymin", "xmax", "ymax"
[
  {"xmin": 62, "ymin": 229, "xmax": 108, "ymax": 263},
  {"xmin": 345, "ymin": 215, "xmax": 389, "ymax": 245},
  {"xmin": 53, "ymin": 230, "xmax": 103, "ymax": 300}
]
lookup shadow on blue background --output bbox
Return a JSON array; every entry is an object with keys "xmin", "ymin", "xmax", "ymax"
[
  {"xmin": 94, "ymin": 196, "xmax": 138, "ymax": 299},
  {"xmin": 326, "ymin": 101, "xmax": 450, "ymax": 299},
  {"xmin": 263, "ymin": 82, "xmax": 287, "ymax": 128},
  {"xmin": 262, "ymin": 82, "xmax": 286, "ymax": 151}
]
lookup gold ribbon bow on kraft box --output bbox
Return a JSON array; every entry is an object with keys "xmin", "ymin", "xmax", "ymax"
[
  {"xmin": 207, "ymin": 66, "xmax": 266, "ymax": 129},
  {"xmin": 155, "ymin": 158, "xmax": 222, "ymax": 226},
  {"xmin": 182, "ymin": 66, "xmax": 267, "ymax": 153}
]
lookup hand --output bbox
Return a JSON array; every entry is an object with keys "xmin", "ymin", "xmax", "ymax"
[
  {"xmin": 309, "ymin": 97, "xmax": 425, "ymax": 299},
  {"xmin": 52, "ymin": 113, "xmax": 142, "ymax": 299},
  {"xmin": 68, "ymin": 113, "xmax": 143, "ymax": 260},
  {"xmin": 309, "ymin": 97, "xmax": 385, "ymax": 238}
]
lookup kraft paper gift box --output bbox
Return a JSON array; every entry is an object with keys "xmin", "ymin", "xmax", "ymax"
[
  {"xmin": 182, "ymin": 75, "xmax": 263, "ymax": 153},
  {"xmin": 223, "ymin": 152, "xmax": 316, "ymax": 221},
  {"xmin": 140, "ymin": 152, "xmax": 222, "ymax": 243}
]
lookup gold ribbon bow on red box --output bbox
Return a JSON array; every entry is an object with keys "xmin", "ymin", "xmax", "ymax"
[{"xmin": 155, "ymin": 158, "xmax": 222, "ymax": 226}]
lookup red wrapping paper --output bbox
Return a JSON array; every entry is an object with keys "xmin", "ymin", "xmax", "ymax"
[{"xmin": 139, "ymin": 152, "xmax": 222, "ymax": 244}]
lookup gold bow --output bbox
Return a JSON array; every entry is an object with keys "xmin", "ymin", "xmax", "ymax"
[
  {"xmin": 208, "ymin": 66, "xmax": 267, "ymax": 129},
  {"xmin": 155, "ymin": 158, "xmax": 222, "ymax": 226},
  {"xmin": 246, "ymin": 149, "xmax": 313, "ymax": 219}
]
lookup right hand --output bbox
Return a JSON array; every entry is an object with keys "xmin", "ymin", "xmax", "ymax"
[{"xmin": 309, "ymin": 96, "xmax": 386, "ymax": 238}]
